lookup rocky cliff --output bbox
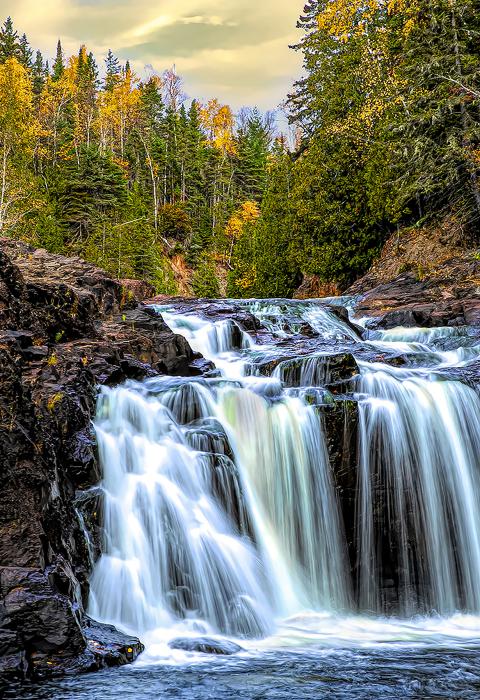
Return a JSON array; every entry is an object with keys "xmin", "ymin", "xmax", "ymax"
[
  {"xmin": 0, "ymin": 240, "xmax": 199, "ymax": 682},
  {"xmin": 347, "ymin": 221, "xmax": 480, "ymax": 327}
]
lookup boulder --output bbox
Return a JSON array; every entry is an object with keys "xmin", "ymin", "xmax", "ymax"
[{"xmin": 168, "ymin": 636, "xmax": 243, "ymax": 655}]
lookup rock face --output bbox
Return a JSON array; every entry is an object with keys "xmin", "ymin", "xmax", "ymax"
[
  {"xmin": 351, "ymin": 268, "xmax": 480, "ymax": 328},
  {"xmin": 294, "ymin": 274, "xmax": 341, "ymax": 300},
  {"xmin": 348, "ymin": 224, "xmax": 480, "ymax": 328},
  {"xmin": 0, "ymin": 239, "xmax": 198, "ymax": 680}
]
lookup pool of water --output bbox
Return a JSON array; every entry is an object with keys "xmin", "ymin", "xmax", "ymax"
[{"xmin": 7, "ymin": 646, "xmax": 480, "ymax": 699}]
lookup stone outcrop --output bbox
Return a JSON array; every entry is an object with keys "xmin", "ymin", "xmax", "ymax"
[
  {"xmin": 0, "ymin": 240, "xmax": 198, "ymax": 680},
  {"xmin": 294, "ymin": 274, "xmax": 341, "ymax": 300},
  {"xmin": 347, "ymin": 223, "xmax": 480, "ymax": 329}
]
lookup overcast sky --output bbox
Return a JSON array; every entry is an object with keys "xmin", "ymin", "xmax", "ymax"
[{"xmin": 1, "ymin": 0, "xmax": 303, "ymax": 111}]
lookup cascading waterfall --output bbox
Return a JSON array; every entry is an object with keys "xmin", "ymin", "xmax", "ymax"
[
  {"xmin": 356, "ymin": 363, "xmax": 480, "ymax": 616},
  {"xmin": 88, "ymin": 380, "xmax": 274, "ymax": 638},
  {"xmin": 88, "ymin": 299, "xmax": 480, "ymax": 653},
  {"xmin": 217, "ymin": 385, "xmax": 350, "ymax": 612},
  {"xmin": 89, "ymin": 303, "xmax": 351, "ymax": 642}
]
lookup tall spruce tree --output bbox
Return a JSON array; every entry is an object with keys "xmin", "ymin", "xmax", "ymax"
[
  {"xmin": 56, "ymin": 145, "xmax": 127, "ymax": 243},
  {"xmin": 104, "ymin": 49, "xmax": 121, "ymax": 91},
  {"xmin": 52, "ymin": 39, "xmax": 64, "ymax": 81},
  {"xmin": 229, "ymin": 140, "xmax": 299, "ymax": 297},
  {"xmin": 0, "ymin": 17, "xmax": 21, "ymax": 63},
  {"xmin": 18, "ymin": 33, "xmax": 32, "ymax": 68},
  {"xmin": 32, "ymin": 50, "xmax": 46, "ymax": 95},
  {"xmin": 235, "ymin": 109, "xmax": 272, "ymax": 201}
]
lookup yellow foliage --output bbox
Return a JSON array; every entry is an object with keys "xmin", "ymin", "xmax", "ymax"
[
  {"xmin": 47, "ymin": 392, "xmax": 64, "ymax": 412},
  {"xmin": 0, "ymin": 57, "xmax": 39, "ymax": 152},
  {"xmin": 0, "ymin": 58, "xmax": 42, "ymax": 232},
  {"xmin": 225, "ymin": 201, "xmax": 260, "ymax": 242},
  {"xmin": 199, "ymin": 99, "xmax": 237, "ymax": 156},
  {"xmin": 38, "ymin": 75, "xmax": 74, "ymax": 160},
  {"xmin": 318, "ymin": 0, "xmax": 419, "ymax": 41},
  {"xmin": 315, "ymin": 0, "xmax": 420, "ymax": 144},
  {"xmin": 97, "ymin": 66, "xmax": 141, "ymax": 157}
]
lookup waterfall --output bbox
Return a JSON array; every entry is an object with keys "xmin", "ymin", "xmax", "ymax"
[
  {"xmin": 356, "ymin": 364, "xmax": 480, "ymax": 615},
  {"xmin": 88, "ymin": 300, "xmax": 480, "ymax": 651},
  {"xmin": 88, "ymin": 380, "xmax": 275, "ymax": 638},
  {"xmin": 89, "ymin": 303, "xmax": 350, "ymax": 640}
]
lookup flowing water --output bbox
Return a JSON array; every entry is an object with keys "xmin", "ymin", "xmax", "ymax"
[{"xmin": 16, "ymin": 299, "xmax": 480, "ymax": 698}]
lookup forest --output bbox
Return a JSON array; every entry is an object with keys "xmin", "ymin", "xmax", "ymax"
[{"xmin": 1, "ymin": 0, "xmax": 480, "ymax": 298}]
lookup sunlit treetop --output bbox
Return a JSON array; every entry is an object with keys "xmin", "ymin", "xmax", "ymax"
[{"xmin": 317, "ymin": 0, "xmax": 419, "ymax": 41}]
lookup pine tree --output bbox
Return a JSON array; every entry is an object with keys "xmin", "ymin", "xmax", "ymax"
[
  {"xmin": 32, "ymin": 50, "xmax": 46, "ymax": 95},
  {"xmin": 56, "ymin": 145, "xmax": 127, "ymax": 243},
  {"xmin": 73, "ymin": 46, "xmax": 99, "ymax": 148},
  {"xmin": 104, "ymin": 49, "xmax": 121, "ymax": 91},
  {"xmin": 18, "ymin": 33, "xmax": 32, "ymax": 69},
  {"xmin": 284, "ymin": 0, "xmax": 399, "ymax": 287},
  {"xmin": 229, "ymin": 141, "xmax": 299, "ymax": 297},
  {"xmin": 236, "ymin": 108, "xmax": 272, "ymax": 201},
  {"xmin": 52, "ymin": 39, "xmax": 64, "ymax": 81},
  {"xmin": 191, "ymin": 254, "xmax": 220, "ymax": 298},
  {"xmin": 288, "ymin": 1, "xmax": 323, "ymax": 136},
  {"xmin": 0, "ymin": 17, "xmax": 21, "ymax": 63}
]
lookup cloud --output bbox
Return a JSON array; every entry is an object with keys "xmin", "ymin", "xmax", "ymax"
[{"xmin": 5, "ymin": 0, "xmax": 303, "ymax": 110}]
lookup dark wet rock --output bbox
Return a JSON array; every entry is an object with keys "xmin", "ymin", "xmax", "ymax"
[
  {"xmin": 321, "ymin": 396, "xmax": 360, "ymax": 591},
  {"xmin": 275, "ymin": 353, "xmax": 359, "ymax": 391},
  {"xmin": 435, "ymin": 359, "xmax": 480, "ymax": 389},
  {"xmin": 188, "ymin": 357, "xmax": 217, "ymax": 376},
  {"xmin": 256, "ymin": 351, "xmax": 359, "ymax": 393},
  {"xmin": 13, "ymin": 617, "xmax": 144, "ymax": 681},
  {"xmin": 168, "ymin": 637, "xmax": 243, "ymax": 655},
  {"xmin": 350, "ymin": 266, "xmax": 480, "ymax": 330},
  {"xmin": 82, "ymin": 617, "xmax": 144, "ymax": 668},
  {"xmin": 146, "ymin": 296, "xmax": 261, "ymax": 333},
  {"xmin": 209, "ymin": 454, "xmax": 255, "ymax": 540},
  {"xmin": 0, "ymin": 239, "xmax": 200, "ymax": 679},
  {"xmin": 324, "ymin": 304, "xmax": 365, "ymax": 339},
  {"xmin": 186, "ymin": 419, "xmax": 235, "ymax": 461}
]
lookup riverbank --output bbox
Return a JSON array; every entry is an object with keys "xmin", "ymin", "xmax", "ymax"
[{"xmin": 0, "ymin": 239, "xmax": 199, "ymax": 681}]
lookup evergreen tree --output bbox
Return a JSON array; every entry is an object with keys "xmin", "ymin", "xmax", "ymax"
[
  {"xmin": 104, "ymin": 49, "xmax": 121, "ymax": 91},
  {"xmin": 0, "ymin": 17, "xmax": 21, "ymax": 63},
  {"xmin": 236, "ymin": 108, "xmax": 272, "ymax": 201},
  {"xmin": 32, "ymin": 50, "xmax": 46, "ymax": 95},
  {"xmin": 192, "ymin": 254, "xmax": 220, "ymax": 298},
  {"xmin": 52, "ymin": 39, "xmax": 64, "ymax": 81},
  {"xmin": 18, "ymin": 33, "xmax": 32, "ymax": 69},
  {"xmin": 56, "ymin": 146, "xmax": 127, "ymax": 243},
  {"xmin": 229, "ymin": 141, "xmax": 300, "ymax": 297},
  {"xmin": 390, "ymin": 0, "xmax": 480, "ymax": 230},
  {"xmin": 288, "ymin": 0, "xmax": 323, "ymax": 136}
]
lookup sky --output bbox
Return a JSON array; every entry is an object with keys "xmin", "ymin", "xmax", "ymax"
[{"xmin": 1, "ymin": 0, "xmax": 303, "ymax": 112}]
